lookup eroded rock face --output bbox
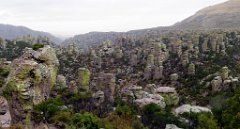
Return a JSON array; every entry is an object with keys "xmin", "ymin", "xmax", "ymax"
[
  {"xmin": 2, "ymin": 45, "xmax": 59, "ymax": 127},
  {"xmin": 0, "ymin": 96, "xmax": 11, "ymax": 128}
]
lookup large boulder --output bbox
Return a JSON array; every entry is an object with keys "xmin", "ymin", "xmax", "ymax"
[{"xmin": 1, "ymin": 45, "xmax": 59, "ymax": 127}]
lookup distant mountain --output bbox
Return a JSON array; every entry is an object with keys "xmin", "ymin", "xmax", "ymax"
[
  {"xmin": 64, "ymin": 0, "xmax": 240, "ymax": 48},
  {"xmin": 173, "ymin": 0, "xmax": 240, "ymax": 30},
  {"xmin": 0, "ymin": 24, "xmax": 61, "ymax": 43}
]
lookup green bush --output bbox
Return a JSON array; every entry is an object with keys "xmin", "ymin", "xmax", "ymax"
[
  {"xmin": 33, "ymin": 98, "xmax": 64, "ymax": 122},
  {"xmin": 32, "ymin": 43, "xmax": 44, "ymax": 50},
  {"xmin": 69, "ymin": 112, "xmax": 106, "ymax": 129},
  {"xmin": 115, "ymin": 98, "xmax": 136, "ymax": 117}
]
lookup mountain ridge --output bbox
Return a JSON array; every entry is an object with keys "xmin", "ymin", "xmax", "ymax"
[{"xmin": 0, "ymin": 24, "xmax": 62, "ymax": 43}]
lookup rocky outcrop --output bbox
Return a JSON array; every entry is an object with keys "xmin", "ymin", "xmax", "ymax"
[{"xmin": 1, "ymin": 45, "xmax": 59, "ymax": 127}]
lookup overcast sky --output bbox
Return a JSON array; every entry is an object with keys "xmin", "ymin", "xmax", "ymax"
[{"xmin": 0, "ymin": 0, "xmax": 228, "ymax": 37}]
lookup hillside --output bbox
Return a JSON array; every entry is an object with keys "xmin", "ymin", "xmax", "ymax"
[
  {"xmin": 173, "ymin": 0, "xmax": 240, "ymax": 30},
  {"xmin": 0, "ymin": 24, "xmax": 61, "ymax": 43}
]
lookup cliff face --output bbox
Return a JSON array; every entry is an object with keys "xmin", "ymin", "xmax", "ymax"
[{"xmin": 0, "ymin": 45, "xmax": 59, "ymax": 128}]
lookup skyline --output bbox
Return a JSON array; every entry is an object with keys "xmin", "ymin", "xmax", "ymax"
[{"xmin": 0, "ymin": 0, "xmax": 228, "ymax": 37}]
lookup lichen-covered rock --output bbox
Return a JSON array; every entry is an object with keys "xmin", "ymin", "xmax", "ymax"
[
  {"xmin": 155, "ymin": 87, "xmax": 179, "ymax": 106},
  {"xmin": 33, "ymin": 45, "xmax": 59, "ymax": 66},
  {"xmin": 174, "ymin": 104, "xmax": 211, "ymax": 115},
  {"xmin": 1, "ymin": 45, "xmax": 59, "ymax": 127},
  {"xmin": 221, "ymin": 66, "xmax": 229, "ymax": 80},
  {"xmin": 0, "ymin": 96, "xmax": 11, "ymax": 128},
  {"xmin": 77, "ymin": 68, "xmax": 91, "ymax": 92}
]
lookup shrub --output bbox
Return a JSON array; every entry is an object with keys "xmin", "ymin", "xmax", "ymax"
[
  {"xmin": 32, "ymin": 43, "xmax": 44, "ymax": 50},
  {"xmin": 33, "ymin": 98, "xmax": 64, "ymax": 122},
  {"xmin": 69, "ymin": 112, "xmax": 105, "ymax": 129}
]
